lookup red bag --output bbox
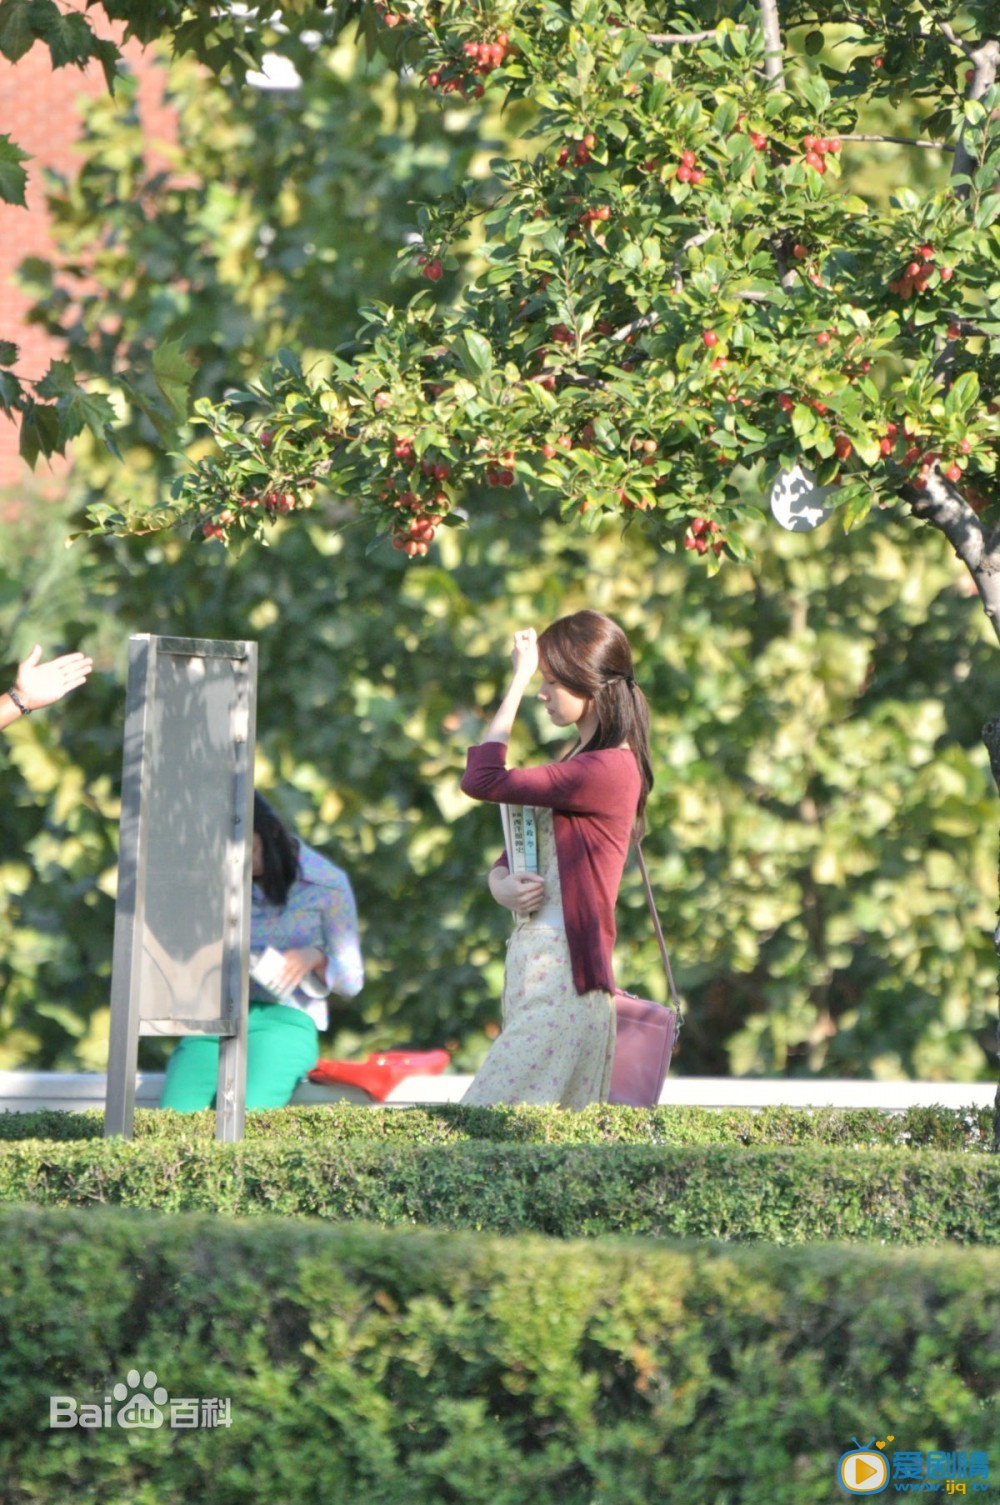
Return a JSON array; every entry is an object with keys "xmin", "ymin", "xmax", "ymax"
[
  {"xmin": 608, "ymin": 842, "xmax": 682, "ymax": 1107},
  {"xmin": 609, "ymin": 991, "xmax": 679, "ymax": 1107},
  {"xmin": 308, "ymin": 1049, "xmax": 450, "ymax": 1102}
]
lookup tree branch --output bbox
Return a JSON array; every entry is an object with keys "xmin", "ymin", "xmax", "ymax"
[
  {"xmin": 934, "ymin": 18, "xmax": 976, "ymax": 59},
  {"xmin": 923, "ymin": 3, "xmax": 1000, "ymax": 191},
  {"xmin": 612, "ymin": 312, "xmax": 659, "ymax": 343},
  {"xmin": 757, "ymin": 0, "xmax": 785, "ymax": 88},
  {"xmin": 906, "ymin": 469, "xmax": 1000, "ymax": 646},
  {"xmin": 646, "ymin": 31, "xmax": 745, "ymax": 45},
  {"xmin": 839, "ymin": 133, "xmax": 949, "ymax": 149}
]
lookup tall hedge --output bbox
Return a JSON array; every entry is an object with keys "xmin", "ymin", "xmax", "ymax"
[{"xmin": 0, "ymin": 1208, "xmax": 997, "ymax": 1505}]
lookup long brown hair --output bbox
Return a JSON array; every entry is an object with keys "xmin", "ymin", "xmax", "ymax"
[{"xmin": 537, "ymin": 610, "xmax": 653, "ymax": 827}]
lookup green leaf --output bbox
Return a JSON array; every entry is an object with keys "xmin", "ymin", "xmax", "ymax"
[
  {"xmin": 58, "ymin": 387, "xmax": 116, "ymax": 443},
  {"xmin": 0, "ymin": 368, "xmax": 22, "ymax": 414},
  {"xmin": 841, "ymin": 491, "xmax": 872, "ymax": 530},
  {"xmin": 18, "ymin": 401, "xmax": 60, "ymax": 468},
  {"xmin": 153, "ymin": 340, "xmax": 196, "ymax": 421},
  {"xmin": 35, "ymin": 359, "xmax": 77, "ymax": 399},
  {"xmin": 804, "ymin": 29, "xmax": 825, "ymax": 56},
  {"xmin": 0, "ymin": 339, "xmax": 18, "ymax": 365},
  {"xmin": 455, "ymin": 331, "xmax": 493, "ymax": 377},
  {"xmin": 0, "ymin": 0, "xmax": 36, "ymax": 62},
  {"xmin": 34, "ymin": 5, "xmax": 95, "ymax": 67},
  {"xmin": 713, "ymin": 99, "xmax": 739, "ymax": 138},
  {"xmin": 0, "ymin": 134, "xmax": 29, "ymax": 206},
  {"xmin": 944, "ymin": 371, "xmax": 979, "ymax": 418}
]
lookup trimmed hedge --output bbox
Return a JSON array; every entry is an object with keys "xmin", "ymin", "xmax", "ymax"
[
  {"xmin": 1, "ymin": 1137, "xmax": 998, "ymax": 1242},
  {"xmin": 0, "ymin": 1208, "xmax": 998, "ymax": 1505},
  {"xmin": 0, "ymin": 1100, "xmax": 993, "ymax": 1151}
]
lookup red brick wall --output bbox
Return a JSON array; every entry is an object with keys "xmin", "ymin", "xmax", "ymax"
[{"xmin": 0, "ymin": 32, "xmax": 176, "ymax": 495}]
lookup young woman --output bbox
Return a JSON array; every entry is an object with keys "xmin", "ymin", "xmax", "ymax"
[
  {"xmin": 459, "ymin": 610, "xmax": 653, "ymax": 1108},
  {"xmin": 160, "ymin": 792, "xmax": 363, "ymax": 1112}
]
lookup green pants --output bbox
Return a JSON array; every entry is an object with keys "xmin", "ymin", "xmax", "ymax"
[{"xmin": 159, "ymin": 1001, "xmax": 319, "ymax": 1112}]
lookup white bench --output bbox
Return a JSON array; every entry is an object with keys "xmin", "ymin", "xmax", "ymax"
[{"xmin": 0, "ymin": 1070, "xmax": 994, "ymax": 1115}]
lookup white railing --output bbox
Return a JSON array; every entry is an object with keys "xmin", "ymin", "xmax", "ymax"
[{"xmin": 0, "ymin": 1070, "xmax": 994, "ymax": 1115}]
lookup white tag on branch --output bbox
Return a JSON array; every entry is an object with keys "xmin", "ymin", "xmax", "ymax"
[{"xmin": 770, "ymin": 465, "xmax": 836, "ymax": 531}]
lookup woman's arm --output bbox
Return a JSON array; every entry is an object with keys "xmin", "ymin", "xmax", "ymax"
[
  {"xmin": 489, "ymin": 862, "xmax": 546, "ymax": 916},
  {"xmin": 477, "ymin": 628, "xmax": 539, "ymax": 746},
  {"xmin": 463, "ymin": 742, "xmax": 636, "ymax": 816},
  {"xmin": 318, "ymin": 871, "xmax": 364, "ymax": 998}
]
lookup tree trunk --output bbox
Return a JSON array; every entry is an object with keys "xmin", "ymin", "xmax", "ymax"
[{"xmin": 985, "ymin": 716, "xmax": 1000, "ymax": 1150}]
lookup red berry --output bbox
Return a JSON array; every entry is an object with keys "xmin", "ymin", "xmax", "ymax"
[
  {"xmin": 945, "ymin": 462, "xmax": 963, "ymax": 483},
  {"xmin": 834, "ymin": 435, "xmax": 853, "ymax": 460},
  {"xmin": 702, "ymin": 329, "xmax": 719, "ymax": 348},
  {"xmin": 815, "ymin": 330, "xmax": 831, "ymax": 346},
  {"xmin": 959, "ymin": 438, "xmax": 972, "ymax": 454},
  {"xmin": 680, "ymin": 150, "xmax": 697, "ymax": 168},
  {"xmin": 422, "ymin": 259, "xmax": 444, "ymax": 282},
  {"xmin": 676, "ymin": 164, "xmax": 692, "ymax": 182}
]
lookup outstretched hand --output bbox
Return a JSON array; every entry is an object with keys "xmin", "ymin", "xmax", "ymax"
[{"xmin": 15, "ymin": 645, "xmax": 93, "ymax": 711}]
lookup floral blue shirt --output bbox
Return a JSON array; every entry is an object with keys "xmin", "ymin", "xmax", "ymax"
[{"xmin": 250, "ymin": 842, "xmax": 363, "ymax": 1030}]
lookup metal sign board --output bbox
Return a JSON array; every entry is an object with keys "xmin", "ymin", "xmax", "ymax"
[{"xmin": 104, "ymin": 635, "xmax": 257, "ymax": 1141}]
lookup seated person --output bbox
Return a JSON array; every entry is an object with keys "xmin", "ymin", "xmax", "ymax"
[{"xmin": 160, "ymin": 792, "xmax": 363, "ymax": 1111}]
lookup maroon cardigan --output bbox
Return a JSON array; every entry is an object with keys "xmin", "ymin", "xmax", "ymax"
[{"xmin": 461, "ymin": 740, "xmax": 641, "ymax": 995}]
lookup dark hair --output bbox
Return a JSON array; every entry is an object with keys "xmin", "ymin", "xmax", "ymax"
[
  {"xmin": 536, "ymin": 610, "xmax": 654, "ymax": 829},
  {"xmin": 253, "ymin": 792, "xmax": 301, "ymax": 907}
]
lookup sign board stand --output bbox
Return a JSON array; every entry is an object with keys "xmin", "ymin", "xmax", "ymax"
[{"xmin": 104, "ymin": 635, "xmax": 257, "ymax": 1142}]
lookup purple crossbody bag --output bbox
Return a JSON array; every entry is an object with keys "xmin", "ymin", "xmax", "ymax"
[{"xmin": 609, "ymin": 841, "xmax": 682, "ymax": 1107}]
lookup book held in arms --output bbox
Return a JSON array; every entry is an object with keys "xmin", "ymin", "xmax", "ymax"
[{"xmin": 500, "ymin": 804, "xmax": 539, "ymax": 874}]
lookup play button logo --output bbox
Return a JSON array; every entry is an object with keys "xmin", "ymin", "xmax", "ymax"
[{"xmin": 838, "ymin": 1446, "xmax": 890, "ymax": 1494}]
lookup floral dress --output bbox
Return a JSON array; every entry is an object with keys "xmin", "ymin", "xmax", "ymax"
[{"xmin": 462, "ymin": 807, "xmax": 616, "ymax": 1108}]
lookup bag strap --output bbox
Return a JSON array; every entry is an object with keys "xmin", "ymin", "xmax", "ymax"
[{"xmin": 634, "ymin": 839, "xmax": 683, "ymax": 1017}]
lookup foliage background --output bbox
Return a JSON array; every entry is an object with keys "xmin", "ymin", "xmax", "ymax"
[{"xmin": 0, "ymin": 19, "xmax": 996, "ymax": 1083}]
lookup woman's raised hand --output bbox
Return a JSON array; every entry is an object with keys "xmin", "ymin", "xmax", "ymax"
[{"xmin": 511, "ymin": 628, "xmax": 539, "ymax": 681}]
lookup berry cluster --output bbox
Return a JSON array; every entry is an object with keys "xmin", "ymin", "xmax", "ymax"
[
  {"xmin": 556, "ymin": 133, "xmax": 596, "ymax": 168},
  {"xmin": 424, "ymin": 30, "xmax": 510, "ymax": 97},
  {"xmin": 684, "ymin": 516, "xmax": 724, "ymax": 556},
  {"xmin": 887, "ymin": 243, "xmax": 953, "ymax": 299},
  {"xmin": 801, "ymin": 133, "xmax": 841, "ymax": 173},
  {"xmin": 675, "ymin": 149, "xmax": 705, "ymax": 185}
]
